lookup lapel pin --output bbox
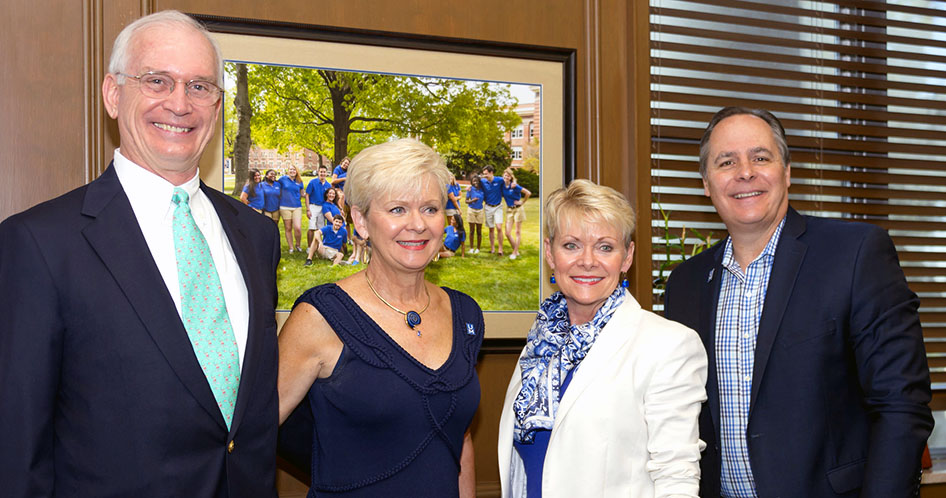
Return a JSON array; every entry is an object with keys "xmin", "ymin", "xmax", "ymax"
[{"xmin": 707, "ymin": 268, "xmax": 714, "ymax": 283}]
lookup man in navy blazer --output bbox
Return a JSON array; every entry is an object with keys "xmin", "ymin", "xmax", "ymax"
[
  {"xmin": 0, "ymin": 11, "xmax": 279, "ymax": 497},
  {"xmin": 665, "ymin": 107, "xmax": 932, "ymax": 497}
]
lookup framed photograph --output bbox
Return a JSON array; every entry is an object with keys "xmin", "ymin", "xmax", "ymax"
[{"xmin": 195, "ymin": 15, "xmax": 575, "ymax": 338}]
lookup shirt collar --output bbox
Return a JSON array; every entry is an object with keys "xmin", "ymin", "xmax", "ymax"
[
  {"xmin": 720, "ymin": 216, "xmax": 787, "ymax": 273},
  {"xmin": 113, "ymin": 149, "xmax": 201, "ymax": 215}
]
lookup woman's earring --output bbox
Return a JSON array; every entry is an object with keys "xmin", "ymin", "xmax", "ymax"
[
  {"xmin": 621, "ymin": 272, "xmax": 629, "ymax": 288},
  {"xmin": 549, "ymin": 272, "xmax": 556, "ymax": 284}
]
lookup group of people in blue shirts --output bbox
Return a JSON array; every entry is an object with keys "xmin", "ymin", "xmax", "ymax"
[
  {"xmin": 239, "ymin": 158, "xmax": 532, "ymax": 266},
  {"xmin": 459, "ymin": 165, "xmax": 531, "ymax": 259}
]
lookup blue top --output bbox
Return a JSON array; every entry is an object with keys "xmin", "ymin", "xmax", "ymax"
[
  {"xmin": 260, "ymin": 182, "xmax": 281, "ymax": 212},
  {"xmin": 319, "ymin": 225, "xmax": 348, "ymax": 251},
  {"xmin": 295, "ymin": 284, "xmax": 484, "ymax": 497},
  {"xmin": 322, "ymin": 203, "xmax": 344, "ymax": 226},
  {"xmin": 306, "ymin": 178, "xmax": 329, "ymax": 206},
  {"xmin": 502, "ymin": 183, "xmax": 524, "ymax": 208},
  {"xmin": 480, "ymin": 176, "xmax": 504, "ymax": 206},
  {"xmin": 446, "ymin": 183, "xmax": 461, "ymax": 210},
  {"xmin": 465, "ymin": 185, "xmax": 484, "ymax": 210},
  {"xmin": 277, "ymin": 176, "xmax": 304, "ymax": 208},
  {"xmin": 333, "ymin": 165, "xmax": 348, "ymax": 191},
  {"xmin": 444, "ymin": 226, "xmax": 465, "ymax": 252},
  {"xmin": 513, "ymin": 366, "xmax": 578, "ymax": 498},
  {"xmin": 242, "ymin": 183, "xmax": 264, "ymax": 210}
]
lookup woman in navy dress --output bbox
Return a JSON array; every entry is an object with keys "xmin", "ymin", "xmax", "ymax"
[{"xmin": 278, "ymin": 138, "xmax": 483, "ymax": 498}]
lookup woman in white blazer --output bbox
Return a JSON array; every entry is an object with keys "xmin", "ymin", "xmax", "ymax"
[{"xmin": 498, "ymin": 180, "xmax": 708, "ymax": 498}]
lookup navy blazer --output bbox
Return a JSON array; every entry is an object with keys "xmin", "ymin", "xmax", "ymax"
[
  {"xmin": 0, "ymin": 165, "xmax": 280, "ymax": 498},
  {"xmin": 665, "ymin": 207, "xmax": 932, "ymax": 498}
]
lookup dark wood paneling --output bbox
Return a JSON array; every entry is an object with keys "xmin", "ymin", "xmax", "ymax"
[{"xmin": 1, "ymin": 0, "xmax": 87, "ymax": 218}]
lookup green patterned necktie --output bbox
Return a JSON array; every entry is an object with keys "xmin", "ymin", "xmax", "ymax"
[{"xmin": 171, "ymin": 187, "xmax": 240, "ymax": 429}]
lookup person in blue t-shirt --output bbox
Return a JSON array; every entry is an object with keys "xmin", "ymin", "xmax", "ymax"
[
  {"xmin": 330, "ymin": 156, "xmax": 350, "ymax": 191},
  {"xmin": 305, "ymin": 165, "xmax": 330, "ymax": 249},
  {"xmin": 445, "ymin": 178, "xmax": 461, "ymax": 217},
  {"xmin": 305, "ymin": 214, "xmax": 348, "ymax": 266},
  {"xmin": 277, "ymin": 165, "xmax": 306, "ymax": 253},
  {"xmin": 502, "ymin": 167, "xmax": 531, "ymax": 260},
  {"xmin": 240, "ymin": 168, "xmax": 264, "ymax": 212},
  {"xmin": 438, "ymin": 213, "xmax": 467, "ymax": 259},
  {"xmin": 260, "ymin": 169, "xmax": 281, "ymax": 222},
  {"xmin": 321, "ymin": 188, "xmax": 345, "ymax": 227},
  {"xmin": 479, "ymin": 165, "xmax": 506, "ymax": 256},
  {"xmin": 465, "ymin": 175, "xmax": 484, "ymax": 254}
]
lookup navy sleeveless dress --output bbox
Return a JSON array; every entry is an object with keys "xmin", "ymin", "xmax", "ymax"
[{"xmin": 295, "ymin": 283, "xmax": 483, "ymax": 497}]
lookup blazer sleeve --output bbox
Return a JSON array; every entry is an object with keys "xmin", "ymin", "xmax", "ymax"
[
  {"xmin": 851, "ymin": 226, "xmax": 932, "ymax": 497},
  {"xmin": 643, "ymin": 323, "xmax": 708, "ymax": 498},
  {"xmin": 0, "ymin": 216, "xmax": 62, "ymax": 497}
]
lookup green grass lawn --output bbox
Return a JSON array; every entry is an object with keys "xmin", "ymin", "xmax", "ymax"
[{"xmin": 225, "ymin": 174, "xmax": 542, "ymax": 311}]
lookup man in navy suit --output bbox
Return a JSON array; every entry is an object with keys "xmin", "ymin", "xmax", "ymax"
[
  {"xmin": 665, "ymin": 107, "xmax": 932, "ymax": 497},
  {"xmin": 0, "ymin": 11, "xmax": 279, "ymax": 497}
]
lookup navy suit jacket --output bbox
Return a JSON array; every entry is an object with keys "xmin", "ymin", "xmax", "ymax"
[
  {"xmin": 665, "ymin": 207, "xmax": 932, "ymax": 497},
  {"xmin": 0, "ymin": 165, "xmax": 280, "ymax": 497}
]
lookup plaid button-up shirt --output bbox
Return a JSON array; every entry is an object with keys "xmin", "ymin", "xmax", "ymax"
[{"xmin": 715, "ymin": 218, "xmax": 785, "ymax": 498}]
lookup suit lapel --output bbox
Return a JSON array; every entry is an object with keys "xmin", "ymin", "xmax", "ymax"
[
  {"xmin": 554, "ymin": 296, "xmax": 639, "ymax": 427},
  {"xmin": 702, "ymin": 244, "xmax": 725, "ymax": 438},
  {"xmin": 81, "ymin": 166, "xmax": 226, "ymax": 428},
  {"xmin": 201, "ymin": 183, "xmax": 263, "ymax": 434},
  {"xmin": 749, "ymin": 208, "xmax": 807, "ymax": 414}
]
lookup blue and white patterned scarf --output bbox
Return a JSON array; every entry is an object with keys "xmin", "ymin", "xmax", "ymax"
[{"xmin": 512, "ymin": 286, "xmax": 627, "ymax": 443}]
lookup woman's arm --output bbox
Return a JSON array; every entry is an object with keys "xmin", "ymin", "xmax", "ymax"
[
  {"xmin": 277, "ymin": 302, "xmax": 343, "ymax": 424},
  {"xmin": 516, "ymin": 188, "xmax": 531, "ymax": 207},
  {"xmin": 239, "ymin": 191, "xmax": 249, "ymax": 205},
  {"xmin": 458, "ymin": 430, "xmax": 476, "ymax": 498},
  {"xmin": 645, "ymin": 326, "xmax": 708, "ymax": 498}
]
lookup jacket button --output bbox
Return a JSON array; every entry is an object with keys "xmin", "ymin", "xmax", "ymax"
[{"xmin": 228, "ymin": 440, "xmax": 235, "ymax": 453}]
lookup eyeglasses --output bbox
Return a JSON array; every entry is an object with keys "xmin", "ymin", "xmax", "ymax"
[{"xmin": 117, "ymin": 71, "xmax": 222, "ymax": 106}]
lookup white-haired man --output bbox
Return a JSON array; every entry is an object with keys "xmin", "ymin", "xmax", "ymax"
[{"xmin": 0, "ymin": 11, "xmax": 280, "ymax": 497}]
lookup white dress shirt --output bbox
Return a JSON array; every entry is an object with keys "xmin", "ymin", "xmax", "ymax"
[{"xmin": 113, "ymin": 149, "xmax": 250, "ymax": 369}]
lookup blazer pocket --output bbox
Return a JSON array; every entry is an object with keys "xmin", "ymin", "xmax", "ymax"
[
  {"xmin": 826, "ymin": 457, "xmax": 865, "ymax": 494},
  {"xmin": 779, "ymin": 318, "xmax": 836, "ymax": 349}
]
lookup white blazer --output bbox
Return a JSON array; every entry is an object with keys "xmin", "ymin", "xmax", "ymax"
[{"xmin": 498, "ymin": 292, "xmax": 708, "ymax": 498}]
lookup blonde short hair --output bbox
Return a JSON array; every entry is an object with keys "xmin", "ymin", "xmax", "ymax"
[
  {"xmin": 544, "ymin": 179, "xmax": 636, "ymax": 247},
  {"xmin": 344, "ymin": 138, "xmax": 453, "ymax": 214}
]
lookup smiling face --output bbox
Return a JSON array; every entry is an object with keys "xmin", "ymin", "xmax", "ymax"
[
  {"xmin": 703, "ymin": 113, "xmax": 791, "ymax": 242},
  {"xmin": 253, "ymin": 171, "xmax": 261, "ymax": 183},
  {"xmin": 546, "ymin": 218, "xmax": 634, "ymax": 325},
  {"xmin": 325, "ymin": 188, "xmax": 337, "ymax": 203},
  {"xmin": 102, "ymin": 24, "xmax": 220, "ymax": 185},
  {"xmin": 332, "ymin": 217, "xmax": 345, "ymax": 231},
  {"xmin": 288, "ymin": 165, "xmax": 297, "ymax": 178},
  {"xmin": 355, "ymin": 179, "xmax": 444, "ymax": 274},
  {"xmin": 318, "ymin": 166, "xmax": 327, "ymax": 180},
  {"xmin": 482, "ymin": 168, "xmax": 494, "ymax": 181}
]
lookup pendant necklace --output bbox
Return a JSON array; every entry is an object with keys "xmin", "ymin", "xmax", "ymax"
[{"xmin": 365, "ymin": 272, "xmax": 430, "ymax": 337}]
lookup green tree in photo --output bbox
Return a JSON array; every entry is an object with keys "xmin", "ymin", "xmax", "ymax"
[{"xmin": 238, "ymin": 63, "xmax": 521, "ymax": 167}]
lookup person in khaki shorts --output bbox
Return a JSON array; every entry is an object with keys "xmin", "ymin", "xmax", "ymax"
[
  {"xmin": 277, "ymin": 165, "xmax": 305, "ymax": 253},
  {"xmin": 501, "ymin": 167, "xmax": 531, "ymax": 260},
  {"xmin": 465, "ymin": 175, "xmax": 485, "ymax": 253},
  {"xmin": 305, "ymin": 214, "xmax": 348, "ymax": 266}
]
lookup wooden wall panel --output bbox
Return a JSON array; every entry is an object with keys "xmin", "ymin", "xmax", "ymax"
[{"xmin": 1, "ymin": 0, "xmax": 87, "ymax": 218}]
